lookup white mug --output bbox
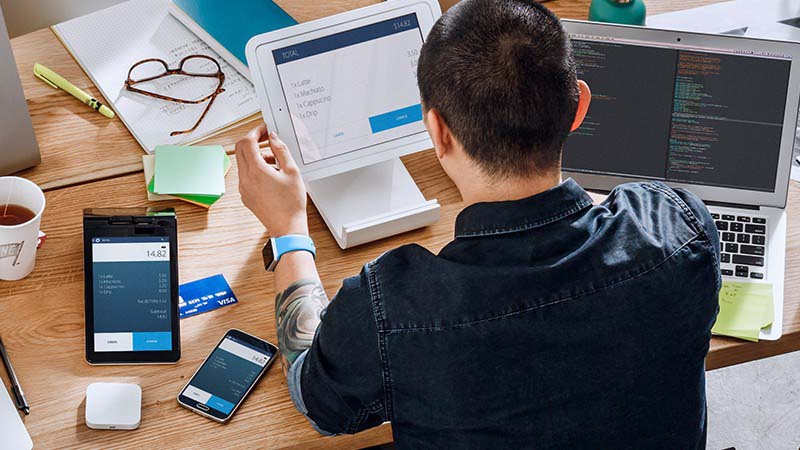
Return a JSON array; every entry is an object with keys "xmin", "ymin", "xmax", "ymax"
[{"xmin": 0, "ymin": 177, "xmax": 46, "ymax": 280}]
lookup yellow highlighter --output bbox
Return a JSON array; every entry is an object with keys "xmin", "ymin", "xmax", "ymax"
[{"xmin": 33, "ymin": 63, "xmax": 115, "ymax": 119}]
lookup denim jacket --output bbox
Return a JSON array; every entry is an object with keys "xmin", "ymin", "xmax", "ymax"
[{"xmin": 290, "ymin": 179, "xmax": 720, "ymax": 449}]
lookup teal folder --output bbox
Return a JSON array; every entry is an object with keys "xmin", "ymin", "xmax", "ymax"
[{"xmin": 171, "ymin": 0, "xmax": 297, "ymax": 67}]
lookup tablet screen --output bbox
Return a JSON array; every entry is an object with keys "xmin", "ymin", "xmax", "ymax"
[
  {"xmin": 272, "ymin": 13, "xmax": 426, "ymax": 164},
  {"xmin": 91, "ymin": 236, "xmax": 173, "ymax": 352}
]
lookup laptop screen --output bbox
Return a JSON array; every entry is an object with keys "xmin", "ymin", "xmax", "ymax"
[{"xmin": 562, "ymin": 38, "xmax": 792, "ymax": 193}]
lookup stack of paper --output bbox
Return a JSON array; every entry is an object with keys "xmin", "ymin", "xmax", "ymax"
[
  {"xmin": 144, "ymin": 145, "xmax": 228, "ymax": 208},
  {"xmin": 711, "ymin": 281, "xmax": 774, "ymax": 342}
]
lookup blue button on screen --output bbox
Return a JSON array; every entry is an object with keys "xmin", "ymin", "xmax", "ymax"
[
  {"xmin": 207, "ymin": 395, "xmax": 235, "ymax": 414},
  {"xmin": 368, "ymin": 104, "xmax": 423, "ymax": 133},
  {"xmin": 132, "ymin": 332, "xmax": 172, "ymax": 351}
]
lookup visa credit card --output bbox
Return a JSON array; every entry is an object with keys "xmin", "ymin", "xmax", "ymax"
[{"xmin": 179, "ymin": 274, "xmax": 238, "ymax": 319}]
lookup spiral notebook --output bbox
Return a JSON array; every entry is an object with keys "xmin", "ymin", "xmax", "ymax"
[{"xmin": 52, "ymin": 0, "xmax": 260, "ymax": 153}]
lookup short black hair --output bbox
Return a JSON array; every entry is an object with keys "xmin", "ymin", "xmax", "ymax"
[{"xmin": 417, "ymin": 0, "xmax": 579, "ymax": 178}]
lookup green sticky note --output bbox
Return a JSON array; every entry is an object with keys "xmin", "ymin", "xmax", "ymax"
[
  {"xmin": 154, "ymin": 145, "xmax": 225, "ymax": 196},
  {"xmin": 146, "ymin": 152, "xmax": 231, "ymax": 208},
  {"xmin": 711, "ymin": 281, "xmax": 774, "ymax": 341}
]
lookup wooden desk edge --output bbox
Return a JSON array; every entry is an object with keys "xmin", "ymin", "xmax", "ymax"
[{"xmin": 707, "ymin": 333, "xmax": 800, "ymax": 370}]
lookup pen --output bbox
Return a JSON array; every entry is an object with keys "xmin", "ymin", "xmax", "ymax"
[
  {"xmin": 33, "ymin": 63, "xmax": 115, "ymax": 119},
  {"xmin": 224, "ymin": 140, "xmax": 270, "ymax": 156},
  {"xmin": 0, "ymin": 336, "xmax": 29, "ymax": 415}
]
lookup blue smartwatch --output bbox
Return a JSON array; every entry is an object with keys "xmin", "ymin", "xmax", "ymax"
[{"xmin": 262, "ymin": 234, "xmax": 316, "ymax": 272}]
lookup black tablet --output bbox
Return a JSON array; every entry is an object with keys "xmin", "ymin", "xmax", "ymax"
[{"xmin": 83, "ymin": 208, "xmax": 180, "ymax": 364}]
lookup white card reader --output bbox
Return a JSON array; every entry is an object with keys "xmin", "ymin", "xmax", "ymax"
[{"xmin": 85, "ymin": 382, "xmax": 142, "ymax": 430}]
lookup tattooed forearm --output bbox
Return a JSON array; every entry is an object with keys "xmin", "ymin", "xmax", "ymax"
[{"xmin": 275, "ymin": 278, "xmax": 330, "ymax": 374}]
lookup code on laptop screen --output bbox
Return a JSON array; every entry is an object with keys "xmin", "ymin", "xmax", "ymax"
[{"xmin": 563, "ymin": 39, "xmax": 791, "ymax": 193}]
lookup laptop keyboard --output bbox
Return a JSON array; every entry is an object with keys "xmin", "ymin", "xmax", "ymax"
[{"xmin": 712, "ymin": 212, "xmax": 767, "ymax": 280}]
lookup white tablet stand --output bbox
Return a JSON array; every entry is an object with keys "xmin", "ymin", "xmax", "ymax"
[{"xmin": 306, "ymin": 157, "xmax": 440, "ymax": 249}]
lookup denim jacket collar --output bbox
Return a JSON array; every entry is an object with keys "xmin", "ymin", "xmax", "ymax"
[{"xmin": 454, "ymin": 178, "xmax": 593, "ymax": 238}]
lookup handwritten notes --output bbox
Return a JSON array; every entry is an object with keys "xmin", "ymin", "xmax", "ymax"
[{"xmin": 711, "ymin": 281, "xmax": 773, "ymax": 342}]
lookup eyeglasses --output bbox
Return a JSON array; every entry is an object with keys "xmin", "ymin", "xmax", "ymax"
[{"xmin": 124, "ymin": 54, "xmax": 226, "ymax": 136}]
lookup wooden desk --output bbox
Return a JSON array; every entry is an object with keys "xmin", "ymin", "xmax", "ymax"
[
  {"xmin": 0, "ymin": 151, "xmax": 455, "ymax": 448},
  {"xmin": 1, "ymin": 0, "xmax": 784, "ymax": 448}
]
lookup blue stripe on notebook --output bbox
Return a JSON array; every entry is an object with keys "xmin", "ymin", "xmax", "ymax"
[{"xmin": 172, "ymin": 0, "xmax": 297, "ymax": 66}]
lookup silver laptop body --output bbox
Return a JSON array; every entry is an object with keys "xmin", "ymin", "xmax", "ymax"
[{"xmin": 0, "ymin": 5, "xmax": 41, "ymax": 175}]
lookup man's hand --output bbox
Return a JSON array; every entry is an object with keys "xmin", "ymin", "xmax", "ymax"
[{"xmin": 237, "ymin": 124, "xmax": 309, "ymax": 236}]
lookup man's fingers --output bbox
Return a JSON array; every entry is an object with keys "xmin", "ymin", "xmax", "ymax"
[
  {"xmin": 260, "ymin": 149, "xmax": 276, "ymax": 165},
  {"xmin": 247, "ymin": 124, "xmax": 269, "ymax": 143},
  {"xmin": 237, "ymin": 124, "xmax": 270, "ymax": 171},
  {"xmin": 269, "ymin": 131, "xmax": 298, "ymax": 173}
]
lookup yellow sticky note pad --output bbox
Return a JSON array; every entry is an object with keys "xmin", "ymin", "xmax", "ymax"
[
  {"xmin": 719, "ymin": 327, "xmax": 762, "ymax": 343},
  {"xmin": 711, "ymin": 281, "xmax": 773, "ymax": 341}
]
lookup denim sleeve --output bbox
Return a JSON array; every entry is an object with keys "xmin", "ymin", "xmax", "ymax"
[
  {"xmin": 287, "ymin": 349, "xmax": 334, "ymax": 435},
  {"xmin": 293, "ymin": 266, "xmax": 386, "ymax": 435},
  {"xmin": 672, "ymin": 187, "xmax": 722, "ymax": 292},
  {"xmin": 671, "ymin": 188, "xmax": 721, "ymax": 260}
]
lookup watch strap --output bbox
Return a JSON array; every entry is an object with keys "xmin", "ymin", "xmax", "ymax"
[{"xmin": 269, "ymin": 234, "xmax": 316, "ymax": 271}]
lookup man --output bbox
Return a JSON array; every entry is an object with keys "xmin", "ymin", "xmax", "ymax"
[{"xmin": 236, "ymin": 0, "xmax": 720, "ymax": 447}]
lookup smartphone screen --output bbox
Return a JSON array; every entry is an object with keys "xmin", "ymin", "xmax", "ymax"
[{"xmin": 179, "ymin": 330, "xmax": 277, "ymax": 421}]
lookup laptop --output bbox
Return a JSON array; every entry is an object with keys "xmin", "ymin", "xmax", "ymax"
[
  {"xmin": 0, "ymin": 383, "xmax": 32, "ymax": 449},
  {"xmin": 0, "ymin": 4, "xmax": 41, "ymax": 175},
  {"xmin": 561, "ymin": 20, "xmax": 800, "ymax": 341}
]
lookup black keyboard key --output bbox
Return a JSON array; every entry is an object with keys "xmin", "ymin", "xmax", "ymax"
[
  {"xmin": 750, "ymin": 272, "xmax": 764, "ymax": 280},
  {"xmin": 722, "ymin": 214, "xmax": 736, "ymax": 221},
  {"xmin": 722, "ymin": 232, "xmax": 735, "ymax": 242},
  {"xmin": 715, "ymin": 221, "xmax": 728, "ymax": 231},
  {"xmin": 720, "ymin": 253, "xmax": 730, "ymax": 263},
  {"xmin": 752, "ymin": 217, "xmax": 766, "ymax": 224},
  {"xmin": 736, "ymin": 216, "xmax": 750, "ymax": 222},
  {"xmin": 725, "ymin": 243, "xmax": 739, "ymax": 253},
  {"xmin": 752, "ymin": 235, "xmax": 765, "ymax": 245},
  {"xmin": 736, "ymin": 233, "xmax": 750, "ymax": 244},
  {"xmin": 722, "ymin": 269, "xmax": 734, "ymax": 276},
  {"xmin": 730, "ymin": 222, "xmax": 743, "ymax": 232},
  {"xmin": 740, "ymin": 245, "xmax": 765, "ymax": 256},
  {"xmin": 745, "ymin": 224, "xmax": 766, "ymax": 234},
  {"xmin": 711, "ymin": 213, "xmax": 720, "ymax": 219},
  {"xmin": 732, "ymin": 254, "xmax": 764, "ymax": 267},
  {"xmin": 735, "ymin": 265, "xmax": 749, "ymax": 277}
]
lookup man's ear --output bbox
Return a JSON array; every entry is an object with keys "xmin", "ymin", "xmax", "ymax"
[
  {"xmin": 570, "ymin": 80, "xmax": 591, "ymax": 132},
  {"xmin": 425, "ymin": 108, "xmax": 453, "ymax": 160}
]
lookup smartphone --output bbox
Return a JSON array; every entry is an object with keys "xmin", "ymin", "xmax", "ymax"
[{"xmin": 178, "ymin": 329, "xmax": 278, "ymax": 422}]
